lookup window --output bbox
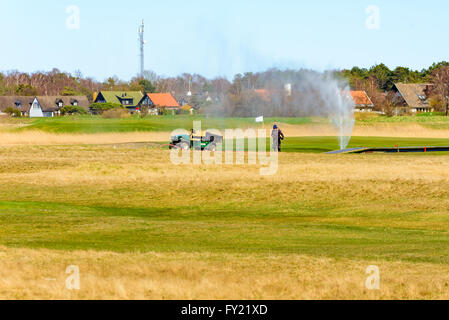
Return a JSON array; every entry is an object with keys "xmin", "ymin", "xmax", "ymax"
[
  {"xmin": 72, "ymin": 101, "xmax": 78, "ymax": 106},
  {"xmin": 58, "ymin": 101, "xmax": 63, "ymax": 107}
]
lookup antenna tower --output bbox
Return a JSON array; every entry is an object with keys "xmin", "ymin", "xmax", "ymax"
[{"xmin": 138, "ymin": 19, "xmax": 145, "ymax": 77}]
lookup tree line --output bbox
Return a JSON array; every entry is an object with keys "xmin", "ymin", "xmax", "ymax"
[
  {"xmin": 0, "ymin": 69, "xmax": 231, "ymax": 99},
  {"xmin": 340, "ymin": 62, "xmax": 449, "ymax": 115}
]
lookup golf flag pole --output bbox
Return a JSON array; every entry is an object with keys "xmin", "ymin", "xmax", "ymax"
[{"xmin": 255, "ymin": 116, "xmax": 264, "ymax": 131}]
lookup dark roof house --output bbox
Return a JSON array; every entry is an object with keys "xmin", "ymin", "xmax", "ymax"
[
  {"xmin": 94, "ymin": 91, "xmax": 144, "ymax": 110},
  {"xmin": 0, "ymin": 96, "xmax": 89, "ymax": 117},
  {"xmin": 35, "ymin": 96, "xmax": 89, "ymax": 112},
  {"xmin": 393, "ymin": 83, "xmax": 433, "ymax": 113}
]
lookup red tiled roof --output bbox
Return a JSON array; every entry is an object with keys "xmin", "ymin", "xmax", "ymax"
[
  {"xmin": 254, "ymin": 89, "xmax": 270, "ymax": 102},
  {"xmin": 350, "ymin": 91, "xmax": 373, "ymax": 106},
  {"xmin": 147, "ymin": 93, "xmax": 180, "ymax": 108}
]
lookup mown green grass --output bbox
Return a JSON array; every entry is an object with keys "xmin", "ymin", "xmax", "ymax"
[
  {"xmin": 356, "ymin": 114, "xmax": 449, "ymax": 129},
  {"xmin": 16, "ymin": 115, "xmax": 313, "ymax": 134},
  {"xmin": 197, "ymin": 136, "xmax": 449, "ymax": 153},
  {"xmin": 282, "ymin": 136, "xmax": 449, "ymax": 153},
  {"xmin": 0, "ymin": 200, "xmax": 448, "ymax": 264},
  {"xmin": 357, "ymin": 115, "xmax": 449, "ymax": 124},
  {"xmin": 10, "ymin": 113, "xmax": 449, "ymax": 134}
]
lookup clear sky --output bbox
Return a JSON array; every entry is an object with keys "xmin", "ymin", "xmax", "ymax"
[{"xmin": 0, "ymin": 0, "xmax": 448, "ymax": 81}]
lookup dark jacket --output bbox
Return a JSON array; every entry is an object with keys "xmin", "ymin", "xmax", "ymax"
[{"xmin": 271, "ymin": 129, "xmax": 284, "ymax": 142}]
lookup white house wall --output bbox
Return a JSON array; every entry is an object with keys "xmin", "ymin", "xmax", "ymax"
[{"xmin": 29, "ymin": 98, "xmax": 44, "ymax": 118}]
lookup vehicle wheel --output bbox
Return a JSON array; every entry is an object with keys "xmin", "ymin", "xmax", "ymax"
[
  {"xmin": 207, "ymin": 143, "xmax": 216, "ymax": 152},
  {"xmin": 179, "ymin": 141, "xmax": 190, "ymax": 150}
]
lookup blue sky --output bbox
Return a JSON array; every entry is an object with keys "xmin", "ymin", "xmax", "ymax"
[{"xmin": 0, "ymin": 0, "xmax": 448, "ymax": 81}]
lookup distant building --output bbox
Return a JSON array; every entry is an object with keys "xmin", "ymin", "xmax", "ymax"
[
  {"xmin": 0, "ymin": 96, "xmax": 89, "ymax": 117},
  {"xmin": 254, "ymin": 84, "xmax": 292, "ymax": 102},
  {"xmin": 254, "ymin": 89, "xmax": 270, "ymax": 102},
  {"xmin": 93, "ymin": 91, "xmax": 144, "ymax": 112},
  {"xmin": 176, "ymin": 96, "xmax": 189, "ymax": 106},
  {"xmin": 253, "ymin": 88, "xmax": 376, "ymax": 112},
  {"xmin": 392, "ymin": 83, "xmax": 433, "ymax": 114},
  {"xmin": 175, "ymin": 91, "xmax": 220, "ymax": 108},
  {"xmin": 141, "ymin": 93, "xmax": 180, "ymax": 114},
  {"xmin": 350, "ymin": 91, "xmax": 374, "ymax": 112}
]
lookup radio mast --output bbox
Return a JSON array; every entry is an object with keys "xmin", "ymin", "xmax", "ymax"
[{"xmin": 138, "ymin": 19, "xmax": 145, "ymax": 77}]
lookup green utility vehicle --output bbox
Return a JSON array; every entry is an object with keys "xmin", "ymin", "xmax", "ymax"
[{"xmin": 170, "ymin": 130, "xmax": 223, "ymax": 151}]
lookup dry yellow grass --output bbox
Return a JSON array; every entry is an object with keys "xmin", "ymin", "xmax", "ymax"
[
  {"xmin": 274, "ymin": 123, "xmax": 449, "ymax": 138},
  {"xmin": 1, "ymin": 146, "xmax": 449, "ymax": 216},
  {"xmin": 0, "ymin": 130, "xmax": 170, "ymax": 146},
  {"xmin": 0, "ymin": 247, "xmax": 448, "ymax": 300}
]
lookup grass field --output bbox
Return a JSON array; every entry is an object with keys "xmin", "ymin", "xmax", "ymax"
[
  {"xmin": 0, "ymin": 114, "xmax": 449, "ymax": 134},
  {"xmin": 1, "ymin": 116, "xmax": 449, "ymax": 299},
  {"xmin": 3, "ymin": 113, "xmax": 449, "ymax": 134},
  {"xmin": 6, "ymin": 115, "xmax": 313, "ymax": 134}
]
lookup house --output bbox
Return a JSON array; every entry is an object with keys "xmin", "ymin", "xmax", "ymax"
[
  {"xmin": 36, "ymin": 96, "xmax": 89, "ymax": 117},
  {"xmin": 254, "ymin": 89, "xmax": 270, "ymax": 102},
  {"xmin": 0, "ymin": 96, "xmax": 89, "ymax": 117},
  {"xmin": 141, "ymin": 93, "xmax": 180, "ymax": 114},
  {"xmin": 175, "ymin": 92, "xmax": 220, "ymax": 108},
  {"xmin": 392, "ymin": 83, "xmax": 433, "ymax": 114},
  {"xmin": 176, "ymin": 95, "xmax": 189, "ymax": 107},
  {"xmin": 350, "ymin": 91, "xmax": 374, "ymax": 112},
  {"xmin": 94, "ymin": 91, "xmax": 144, "ymax": 112},
  {"xmin": 254, "ymin": 85, "xmax": 293, "ymax": 102}
]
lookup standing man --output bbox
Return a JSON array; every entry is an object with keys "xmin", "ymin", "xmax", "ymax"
[{"xmin": 271, "ymin": 124, "xmax": 285, "ymax": 152}]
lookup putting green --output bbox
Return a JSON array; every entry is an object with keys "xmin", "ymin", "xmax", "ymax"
[{"xmin": 282, "ymin": 136, "xmax": 449, "ymax": 153}]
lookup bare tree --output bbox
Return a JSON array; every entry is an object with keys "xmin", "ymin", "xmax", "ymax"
[
  {"xmin": 142, "ymin": 70, "xmax": 159, "ymax": 84},
  {"xmin": 425, "ymin": 67, "xmax": 449, "ymax": 115}
]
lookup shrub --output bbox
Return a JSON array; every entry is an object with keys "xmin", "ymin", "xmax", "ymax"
[
  {"xmin": 60, "ymin": 105, "xmax": 88, "ymax": 116},
  {"xmin": 101, "ymin": 107, "xmax": 130, "ymax": 119},
  {"xmin": 4, "ymin": 107, "xmax": 21, "ymax": 117},
  {"xmin": 89, "ymin": 102, "xmax": 123, "ymax": 115},
  {"xmin": 138, "ymin": 105, "xmax": 150, "ymax": 118},
  {"xmin": 161, "ymin": 108, "xmax": 178, "ymax": 116}
]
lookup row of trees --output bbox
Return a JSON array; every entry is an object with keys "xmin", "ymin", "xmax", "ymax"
[
  {"xmin": 0, "ymin": 69, "xmax": 159, "ymax": 102},
  {"xmin": 341, "ymin": 62, "xmax": 449, "ymax": 115},
  {"xmin": 341, "ymin": 62, "xmax": 449, "ymax": 91},
  {"xmin": 0, "ymin": 69, "xmax": 101, "ymax": 99},
  {"xmin": 0, "ymin": 69, "xmax": 232, "ymax": 105}
]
